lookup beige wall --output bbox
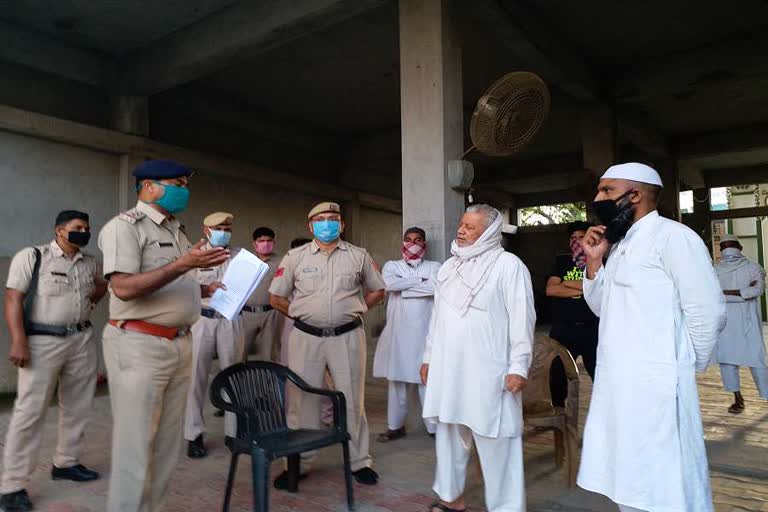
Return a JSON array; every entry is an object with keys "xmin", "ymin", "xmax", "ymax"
[{"xmin": 0, "ymin": 130, "xmax": 119, "ymax": 392}]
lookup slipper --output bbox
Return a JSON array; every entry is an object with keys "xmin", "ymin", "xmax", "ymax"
[
  {"xmin": 429, "ymin": 501, "xmax": 466, "ymax": 512},
  {"xmin": 377, "ymin": 427, "xmax": 406, "ymax": 443}
]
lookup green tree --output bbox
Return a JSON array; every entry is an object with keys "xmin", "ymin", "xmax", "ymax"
[{"xmin": 519, "ymin": 202, "xmax": 586, "ymax": 226}]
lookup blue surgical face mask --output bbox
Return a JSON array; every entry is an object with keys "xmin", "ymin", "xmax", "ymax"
[
  {"xmin": 208, "ymin": 229, "xmax": 232, "ymax": 248},
  {"xmin": 312, "ymin": 220, "xmax": 341, "ymax": 243},
  {"xmin": 151, "ymin": 181, "xmax": 190, "ymax": 214}
]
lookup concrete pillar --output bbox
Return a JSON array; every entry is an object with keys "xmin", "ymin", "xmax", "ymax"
[
  {"xmin": 117, "ymin": 154, "xmax": 146, "ymax": 211},
  {"xmin": 111, "ymin": 95, "xmax": 149, "ymax": 136},
  {"xmin": 580, "ymin": 104, "xmax": 617, "ymax": 217},
  {"xmin": 111, "ymin": 96, "xmax": 149, "ymax": 211},
  {"xmin": 399, "ymin": 0, "xmax": 465, "ymax": 260},
  {"xmin": 341, "ymin": 197, "xmax": 362, "ymax": 246},
  {"xmin": 685, "ymin": 187, "xmax": 712, "ymax": 243},
  {"xmin": 656, "ymin": 159, "xmax": 680, "ymax": 221}
]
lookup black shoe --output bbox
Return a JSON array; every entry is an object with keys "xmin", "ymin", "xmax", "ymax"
[
  {"xmin": 0, "ymin": 489, "xmax": 33, "ymax": 511},
  {"xmin": 353, "ymin": 467, "xmax": 379, "ymax": 485},
  {"xmin": 51, "ymin": 463, "xmax": 99, "ymax": 482},
  {"xmin": 213, "ymin": 409, "xmax": 225, "ymax": 417},
  {"xmin": 273, "ymin": 470, "xmax": 308, "ymax": 491},
  {"xmin": 187, "ymin": 435, "xmax": 208, "ymax": 458}
]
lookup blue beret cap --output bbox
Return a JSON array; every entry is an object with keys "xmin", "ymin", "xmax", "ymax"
[{"xmin": 132, "ymin": 160, "xmax": 192, "ymax": 180}]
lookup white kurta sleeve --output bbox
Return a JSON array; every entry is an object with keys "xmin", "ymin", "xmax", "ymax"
[
  {"xmin": 382, "ymin": 261, "xmax": 422, "ymax": 292},
  {"xmin": 503, "ymin": 260, "xmax": 536, "ymax": 378},
  {"xmin": 582, "ymin": 265, "xmax": 605, "ymax": 317},
  {"xmin": 739, "ymin": 264, "xmax": 766, "ymax": 300},
  {"xmin": 422, "ymin": 289, "xmax": 440, "ymax": 364},
  {"xmin": 662, "ymin": 229, "xmax": 727, "ymax": 372},
  {"xmin": 402, "ymin": 263, "xmax": 438, "ymax": 298}
]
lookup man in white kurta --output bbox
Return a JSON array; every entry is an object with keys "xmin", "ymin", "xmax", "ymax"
[
  {"xmin": 581, "ymin": 163, "xmax": 726, "ymax": 512},
  {"xmin": 714, "ymin": 234, "xmax": 768, "ymax": 413},
  {"xmin": 421, "ymin": 205, "xmax": 535, "ymax": 512},
  {"xmin": 373, "ymin": 227, "xmax": 440, "ymax": 441}
]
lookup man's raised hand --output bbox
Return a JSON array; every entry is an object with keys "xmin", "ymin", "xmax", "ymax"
[{"xmin": 180, "ymin": 239, "xmax": 230, "ymax": 270}]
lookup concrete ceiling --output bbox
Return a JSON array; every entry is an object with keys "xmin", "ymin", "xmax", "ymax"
[
  {"xmin": 2, "ymin": 0, "xmax": 768, "ymax": 201},
  {"xmin": 0, "ymin": 0, "xmax": 238, "ymax": 55},
  {"xmin": 516, "ymin": 0, "xmax": 768, "ymax": 61}
]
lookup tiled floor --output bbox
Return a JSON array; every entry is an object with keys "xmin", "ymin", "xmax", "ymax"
[{"xmin": 0, "ymin": 346, "xmax": 766, "ymax": 511}]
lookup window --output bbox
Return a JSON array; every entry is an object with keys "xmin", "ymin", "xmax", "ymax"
[
  {"xmin": 710, "ymin": 187, "xmax": 729, "ymax": 211},
  {"xmin": 517, "ymin": 202, "xmax": 586, "ymax": 226},
  {"xmin": 679, "ymin": 190, "xmax": 694, "ymax": 214}
]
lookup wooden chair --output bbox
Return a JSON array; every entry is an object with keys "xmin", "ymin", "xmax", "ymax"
[{"xmin": 522, "ymin": 335, "xmax": 580, "ymax": 487}]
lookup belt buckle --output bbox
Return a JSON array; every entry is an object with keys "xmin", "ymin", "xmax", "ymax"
[
  {"xmin": 65, "ymin": 325, "xmax": 77, "ymax": 335},
  {"xmin": 177, "ymin": 327, "xmax": 189, "ymax": 337},
  {"xmin": 321, "ymin": 327, "xmax": 335, "ymax": 337}
]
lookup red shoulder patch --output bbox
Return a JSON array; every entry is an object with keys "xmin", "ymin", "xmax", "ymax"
[
  {"xmin": 372, "ymin": 261, "xmax": 381, "ymax": 273},
  {"xmin": 275, "ymin": 267, "xmax": 285, "ymax": 277}
]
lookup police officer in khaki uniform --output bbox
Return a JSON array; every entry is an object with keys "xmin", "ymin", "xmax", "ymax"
[
  {"xmin": 184, "ymin": 211, "xmax": 244, "ymax": 458},
  {"xmin": 242, "ymin": 226, "xmax": 283, "ymax": 361},
  {"xmin": 1, "ymin": 210, "xmax": 107, "ymax": 512},
  {"xmin": 269, "ymin": 201, "xmax": 385, "ymax": 487},
  {"xmin": 98, "ymin": 160, "xmax": 229, "ymax": 512}
]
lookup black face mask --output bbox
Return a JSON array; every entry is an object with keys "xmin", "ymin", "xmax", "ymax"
[
  {"xmin": 593, "ymin": 191, "xmax": 635, "ymax": 243},
  {"xmin": 67, "ymin": 231, "xmax": 91, "ymax": 247}
]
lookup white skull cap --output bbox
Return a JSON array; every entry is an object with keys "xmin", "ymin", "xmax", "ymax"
[{"xmin": 601, "ymin": 162, "xmax": 663, "ymax": 188}]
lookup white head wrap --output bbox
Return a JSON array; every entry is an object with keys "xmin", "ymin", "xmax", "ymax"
[{"xmin": 437, "ymin": 208, "xmax": 505, "ymax": 316}]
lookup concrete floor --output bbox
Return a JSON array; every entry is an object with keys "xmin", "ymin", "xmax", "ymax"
[{"xmin": 0, "ymin": 354, "xmax": 766, "ymax": 511}]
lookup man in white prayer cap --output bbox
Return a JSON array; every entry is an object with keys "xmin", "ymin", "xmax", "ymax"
[
  {"xmin": 421, "ymin": 204, "xmax": 535, "ymax": 512},
  {"xmin": 580, "ymin": 163, "xmax": 726, "ymax": 512},
  {"xmin": 713, "ymin": 234, "xmax": 768, "ymax": 413}
]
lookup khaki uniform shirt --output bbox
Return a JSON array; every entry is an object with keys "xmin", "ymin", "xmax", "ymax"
[
  {"xmin": 98, "ymin": 201, "xmax": 201, "ymax": 327},
  {"xmin": 195, "ymin": 245, "xmax": 238, "ymax": 308},
  {"xmin": 246, "ymin": 255, "xmax": 279, "ymax": 307},
  {"xmin": 6, "ymin": 240, "xmax": 101, "ymax": 325},
  {"xmin": 269, "ymin": 240, "xmax": 385, "ymax": 328}
]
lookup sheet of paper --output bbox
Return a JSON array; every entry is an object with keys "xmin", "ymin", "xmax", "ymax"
[{"xmin": 208, "ymin": 249, "xmax": 270, "ymax": 320}]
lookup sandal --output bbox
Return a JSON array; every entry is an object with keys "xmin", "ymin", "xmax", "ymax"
[
  {"xmin": 377, "ymin": 427, "xmax": 406, "ymax": 443},
  {"xmin": 429, "ymin": 502, "xmax": 466, "ymax": 512}
]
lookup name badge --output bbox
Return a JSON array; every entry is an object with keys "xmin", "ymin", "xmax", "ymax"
[
  {"xmin": 158, "ymin": 242, "xmax": 174, "ymax": 248},
  {"xmin": 200, "ymin": 268, "xmax": 214, "ymax": 272},
  {"xmin": 302, "ymin": 267, "xmax": 320, "ymax": 274},
  {"xmin": 51, "ymin": 272, "xmax": 68, "ymax": 277}
]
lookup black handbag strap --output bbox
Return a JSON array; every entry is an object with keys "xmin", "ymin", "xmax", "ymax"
[{"xmin": 23, "ymin": 248, "xmax": 42, "ymax": 333}]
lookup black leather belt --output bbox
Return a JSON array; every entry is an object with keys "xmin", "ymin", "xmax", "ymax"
[
  {"xmin": 26, "ymin": 321, "xmax": 92, "ymax": 337},
  {"xmin": 201, "ymin": 307, "xmax": 222, "ymax": 319},
  {"xmin": 201, "ymin": 307, "xmax": 241, "ymax": 319},
  {"xmin": 242, "ymin": 304, "xmax": 273, "ymax": 313},
  {"xmin": 293, "ymin": 317, "xmax": 362, "ymax": 337}
]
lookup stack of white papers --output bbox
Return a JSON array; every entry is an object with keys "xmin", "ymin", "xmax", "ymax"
[{"xmin": 209, "ymin": 249, "xmax": 270, "ymax": 320}]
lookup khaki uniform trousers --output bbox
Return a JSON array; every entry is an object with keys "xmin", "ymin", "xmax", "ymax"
[
  {"xmin": 184, "ymin": 315, "xmax": 244, "ymax": 441},
  {"xmin": 1, "ymin": 330, "xmax": 96, "ymax": 494},
  {"xmin": 242, "ymin": 309, "xmax": 282, "ymax": 361},
  {"xmin": 102, "ymin": 324, "xmax": 192, "ymax": 512},
  {"xmin": 287, "ymin": 326, "xmax": 372, "ymax": 471}
]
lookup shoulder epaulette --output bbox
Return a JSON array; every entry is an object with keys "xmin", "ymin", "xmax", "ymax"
[
  {"xmin": 287, "ymin": 244, "xmax": 310, "ymax": 256},
  {"xmin": 118, "ymin": 209, "xmax": 146, "ymax": 225}
]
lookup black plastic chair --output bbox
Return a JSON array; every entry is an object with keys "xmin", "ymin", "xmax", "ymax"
[{"xmin": 209, "ymin": 361, "xmax": 354, "ymax": 512}]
